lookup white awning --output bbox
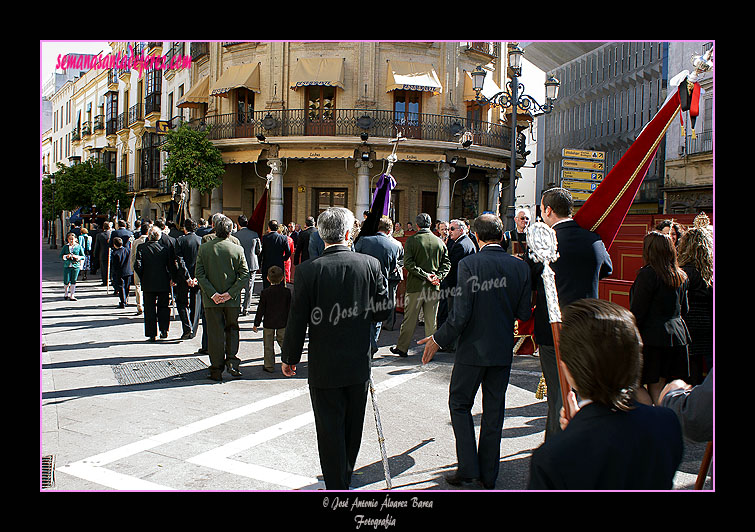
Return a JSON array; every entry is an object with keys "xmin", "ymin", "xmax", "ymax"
[
  {"xmin": 289, "ymin": 58, "xmax": 345, "ymax": 90},
  {"xmin": 386, "ymin": 61, "xmax": 442, "ymax": 94}
]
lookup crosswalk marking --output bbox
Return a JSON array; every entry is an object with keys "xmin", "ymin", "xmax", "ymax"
[{"xmin": 57, "ymin": 369, "xmax": 425, "ymax": 490}]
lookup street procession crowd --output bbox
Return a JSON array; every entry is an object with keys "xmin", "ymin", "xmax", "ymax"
[{"xmin": 53, "ymin": 185, "xmax": 713, "ymax": 491}]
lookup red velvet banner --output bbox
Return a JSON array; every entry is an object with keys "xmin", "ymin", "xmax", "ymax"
[{"xmin": 573, "ymin": 86, "xmax": 683, "ymax": 250}]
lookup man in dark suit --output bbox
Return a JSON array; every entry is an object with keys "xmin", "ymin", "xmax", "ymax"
[
  {"xmin": 527, "ymin": 299, "xmax": 682, "ymax": 490},
  {"xmin": 94, "ymin": 221, "xmax": 112, "ymax": 285},
  {"xmin": 294, "ymin": 216, "xmax": 316, "ymax": 265},
  {"xmin": 175, "ymin": 218, "xmax": 203, "ymax": 339},
  {"xmin": 354, "ymin": 215, "xmax": 404, "ymax": 356},
  {"xmin": 260, "ymin": 220, "xmax": 291, "ymax": 289},
  {"xmin": 528, "ymin": 187, "xmax": 613, "ymax": 440},
  {"xmin": 109, "ymin": 219, "xmax": 133, "ymax": 250},
  {"xmin": 281, "ymin": 207, "xmax": 392, "ymax": 490},
  {"xmin": 436, "ymin": 219, "xmax": 477, "ymax": 331},
  {"xmin": 420, "ymin": 214, "xmax": 531, "ymax": 490},
  {"xmin": 134, "ymin": 226, "xmax": 179, "ymax": 341}
]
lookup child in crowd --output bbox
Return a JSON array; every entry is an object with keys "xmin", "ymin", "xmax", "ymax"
[
  {"xmin": 60, "ymin": 232, "xmax": 86, "ymax": 301},
  {"xmin": 253, "ymin": 266, "xmax": 292, "ymax": 373},
  {"xmin": 110, "ymin": 236, "xmax": 133, "ymax": 308},
  {"xmin": 527, "ymin": 298, "xmax": 683, "ymax": 490}
]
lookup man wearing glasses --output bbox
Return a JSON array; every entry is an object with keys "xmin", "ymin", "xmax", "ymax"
[
  {"xmin": 503, "ymin": 208, "xmax": 531, "ymax": 257},
  {"xmin": 437, "ymin": 220, "xmax": 477, "ymax": 332}
]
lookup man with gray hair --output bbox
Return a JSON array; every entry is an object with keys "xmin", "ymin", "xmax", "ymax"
[
  {"xmin": 195, "ymin": 215, "xmax": 250, "ymax": 381},
  {"xmin": 390, "ymin": 213, "xmax": 450, "ymax": 358},
  {"xmin": 282, "ymin": 207, "xmax": 392, "ymax": 490}
]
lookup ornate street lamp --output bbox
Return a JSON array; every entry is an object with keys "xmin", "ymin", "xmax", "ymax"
[{"xmin": 472, "ymin": 44, "xmax": 560, "ymax": 232}]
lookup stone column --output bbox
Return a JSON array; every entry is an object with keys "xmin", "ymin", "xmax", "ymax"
[
  {"xmin": 488, "ymin": 175, "xmax": 501, "ymax": 212},
  {"xmin": 210, "ymin": 186, "xmax": 222, "ymax": 214},
  {"xmin": 436, "ymin": 162, "xmax": 454, "ymax": 222},
  {"xmin": 268, "ymin": 158, "xmax": 284, "ymax": 223},
  {"xmin": 189, "ymin": 187, "xmax": 201, "ymax": 220},
  {"xmin": 354, "ymin": 159, "xmax": 373, "ymax": 216}
]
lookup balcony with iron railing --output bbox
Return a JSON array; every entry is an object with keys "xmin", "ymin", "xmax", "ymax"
[
  {"xmin": 117, "ymin": 173, "xmax": 136, "ymax": 192},
  {"xmin": 128, "ymin": 103, "xmax": 144, "ymax": 127},
  {"xmin": 685, "ymin": 130, "xmax": 713, "ymax": 155},
  {"xmin": 93, "ymin": 115, "xmax": 104, "ymax": 133},
  {"xmin": 185, "ymin": 108, "xmax": 524, "ymax": 154}
]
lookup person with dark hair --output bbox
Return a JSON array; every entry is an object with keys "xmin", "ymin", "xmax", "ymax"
[
  {"xmin": 294, "ymin": 216, "xmax": 317, "ymax": 265},
  {"xmin": 655, "ymin": 219, "xmax": 685, "ymax": 247},
  {"xmin": 390, "ymin": 213, "xmax": 450, "ymax": 358},
  {"xmin": 354, "ymin": 215, "xmax": 404, "ymax": 356},
  {"xmin": 528, "ymin": 187, "xmax": 613, "ymax": 440},
  {"xmin": 130, "ymin": 221, "xmax": 151, "ymax": 315},
  {"xmin": 420, "ymin": 213, "xmax": 531, "ymax": 490},
  {"xmin": 630, "ymin": 231, "xmax": 691, "ymax": 405},
  {"xmin": 281, "ymin": 207, "xmax": 392, "ymax": 490},
  {"xmin": 253, "ymin": 265, "xmax": 292, "ymax": 373},
  {"xmin": 260, "ymin": 219, "xmax": 292, "ymax": 290},
  {"xmin": 436, "ymin": 219, "xmax": 476, "ymax": 332},
  {"xmin": 175, "ymin": 218, "xmax": 202, "ymax": 339},
  {"xmin": 93, "ymin": 221, "xmax": 112, "ymax": 285},
  {"xmin": 527, "ymin": 298, "xmax": 683, "ymax": 490},
  {"xmin": 195, "ymin": 215, "xmax": 250, "ymax": 380},
  {"xmin": 110, "ymin": 236, "xmax": 133, "ymax": 308}
]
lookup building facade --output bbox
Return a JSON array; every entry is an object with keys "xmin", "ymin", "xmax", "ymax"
[
  {"xmin": 45, "ymin": 41, "xmax": 530, "ymax": 229},
  {"xmin": 662, "ymin": 41, "xmax": 714, "ymax": 214},
  {"xmin": 177, "ymin": 41, "xmax": 524, "ymax": 227},
  {"xmin": 538, "ymin": 42, "xmax": 670, "ymax": 214}
]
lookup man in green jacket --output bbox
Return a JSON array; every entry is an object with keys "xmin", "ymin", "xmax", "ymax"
[
  {"xmin": 391, "ymin": 213, "xmax": 451, "ymax": 357},
  {"xmin": 195, "ymin": 215, "xmax": 250, "ymax": 381}
]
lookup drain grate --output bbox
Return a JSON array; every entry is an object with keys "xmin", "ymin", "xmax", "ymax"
[
  {"xmin": 112, "ymin": 358, "xmax": 209, "ymax": 385},
  {"xmin": 42, "ymin": 455, "xmax": 55, "ymax": 489}
]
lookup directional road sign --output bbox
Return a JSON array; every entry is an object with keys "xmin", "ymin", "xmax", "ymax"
[
  {"xmin": 561, "ymin": 148, "xmax": 605, "ymax": 160},
  {"xmin": 561, "ymin": 169, "xmax": 603, "ymax": 181},
  {"xmin": 562, "ymin": 158, "xmax": 605, "ymax": 171}
]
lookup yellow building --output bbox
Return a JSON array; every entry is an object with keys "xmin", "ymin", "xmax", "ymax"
[{"xmin": 173, "ymin": 41, "xmax": 525, "ymax": 227}]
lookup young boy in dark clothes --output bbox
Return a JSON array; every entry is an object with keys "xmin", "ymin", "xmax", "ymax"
[
  {"xmin": 110, "ymin": 236, "xmax": 133, "ymax": 308},
  {"xmin": 527, "ymin": 298, "xmax": 683, "ymax": 490},
  {"xmin": 253, "ymin": 266, "xmax": 292, "ymax": 373}
]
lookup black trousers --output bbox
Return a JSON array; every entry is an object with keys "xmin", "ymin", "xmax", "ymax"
[
  {"xmin": 143, "ymin": 291, "xmax": 170, "ymax": 338},
  {"xmin": 449, "ymin": 362, "xmax": 511, "ymax": 488},
  {"xmin": 538, "ymin": 344, "xmax": 562, "ymax": 440},
  {"xmin": 112, "ymin": 274, "xmax": 131, "ymax": 305},
  {"xmin": 174, "ymin": 283, "xmax": 198, "ymax": 336},
  {"xmin": 309, "ymin": 381, "xmax": 369, "ymax": 490}
]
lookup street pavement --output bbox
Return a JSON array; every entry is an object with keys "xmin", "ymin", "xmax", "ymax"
[{"xmin": 40, "ymin": 235, "xmax": 711, "ymax": 498}]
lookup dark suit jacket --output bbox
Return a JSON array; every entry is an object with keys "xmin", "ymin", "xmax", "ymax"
[
  {"xmin": 260, "ymin": 231, "xmax": 292, "ymax": 273},
  {"xmin": 630, "ymin": 265, "xmax": 691, "ymax": 347},
  {"xmin": 94, "ymin": 230, "xmax": 111, "ymax": 260},
  {"xmin": 528, "ymin": 401, "xmax": 683, "ymax": 490},
  {"xmin": 282, "ymin": 244, "xmax": 391, "ymax": 388},
  {"xmin": 134, "ymin": 239, "xmax": 178, "ymax": 293},
  {"xmin": 294, "ymin": 226, "xmax": 316, "ymax": 264},
  {"xmin": 254, "ymin": 283, "xmax": 292, "ymax": 329},
  {"xmin": 175, "ymin": 231, "xmax": 202, "ymax": 277},
  {"xmin": 433, "ymin": 244, "xmax": 531, "ymax": 366},
  {"xmin": 110, "ymin": 246, "xmax": 133, "ymax": 277},
  {"xmin": 528, "ymin": 219, "xmax": 613, "ymax": 346},
  {"xmin": 440, "ymin": 233, "xmax": 477, "ymax": 290},
  {"xmin": 109, "ymin": 228, "xmax": 133, "ymax": 249}
]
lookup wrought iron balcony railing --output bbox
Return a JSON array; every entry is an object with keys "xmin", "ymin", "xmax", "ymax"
[{"xmin": 186, "ymin": 108, "xmax": 524, "ymax": 154}]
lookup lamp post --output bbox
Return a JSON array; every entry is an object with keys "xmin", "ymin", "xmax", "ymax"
[
  {"xmin": 49, "ymin": 176, "xmax": 57, "ymax": 249},
  {"xmin": 471, "ymin": 43, "xmax": 560, "ymax": 232}
]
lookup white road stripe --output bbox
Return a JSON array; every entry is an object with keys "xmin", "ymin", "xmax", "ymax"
[{"xmin": 57, "ymin": 370, "xmax": 423, "ymax": 490}]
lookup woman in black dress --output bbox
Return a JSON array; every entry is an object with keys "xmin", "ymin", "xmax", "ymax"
[{"xmin": 630, "ymin": 231, "xmax": 692, "ymax": 405}]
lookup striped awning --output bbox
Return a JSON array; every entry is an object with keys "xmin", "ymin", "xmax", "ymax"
[
  {"xmin": 177, "ymin": 76, "xmax": 209, "ymax": 108},
  {"xmin": 210, "ymin": 63, "xmax": 261, "ymax": 96},
  {"xmin": 464, "ymin": 157, "xmax": 506, "ymax": 169},
  {"xmin": 386, "ymin": 61, "xmax": 442, "ymax": 94},
  {"xmin": 289, "ymin": 58, "xmax": 345, "ymax": 90}
]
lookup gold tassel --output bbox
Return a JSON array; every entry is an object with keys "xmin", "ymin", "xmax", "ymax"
[
  {"xmin": 535, "ymin": 374, "xmax": 547, "ymax": 399},
  {"xmin": 691, "ymin": 128, "xmax": 697, "ymax": 140}
]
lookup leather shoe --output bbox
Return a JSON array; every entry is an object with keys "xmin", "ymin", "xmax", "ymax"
[
  {"xmin": 444, "ymin": 472, "xmax": 479, "ymax": 488},
  {"xmin": 390, "ymin": 346, "xmax": 408, "ymax": 357},
  {"xmin": 207, "ymin": 371, "xmax": 222, "ymax": 381},
  {"xmin": 180, "ymin": 332, "xmax": 192, "ymax": 340},
  {"xmin": 225, "ymin": 361, "xmax": 242, "ymax": 377}
]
